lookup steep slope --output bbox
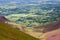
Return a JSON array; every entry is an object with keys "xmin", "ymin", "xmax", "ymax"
[
  {"xmin": 40, "ymin": 20, "xmax": 60, "ymax": 40},
  {"xmin": 43, "ymin": 28, "xmax": 60, "ymax": 40},
  {"xmin": 0, "ymin": 23, "xmax": 39, "ymax": 40},
  {"xmin": 0, "ymin": 17, "xmax": 39, "ymax": 40}
]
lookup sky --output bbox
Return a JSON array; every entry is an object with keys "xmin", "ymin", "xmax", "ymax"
[{"xmin": 0, "ymin": 0, "xmax": 60, "ymax": 5}]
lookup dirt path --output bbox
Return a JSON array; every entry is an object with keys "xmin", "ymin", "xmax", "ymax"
[{"xmin": 5, "ymin": 22, "xmax": 44, "ymax": 39}]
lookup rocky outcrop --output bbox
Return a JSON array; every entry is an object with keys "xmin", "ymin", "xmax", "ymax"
[{"xmin": 0, "ymin": 16, "xmax": 9, "ymax": 22}]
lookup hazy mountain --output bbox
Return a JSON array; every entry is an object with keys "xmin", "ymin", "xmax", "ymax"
[{"xmin": 0, "ymin": 0, "xmax": 60, "ymax": 5}]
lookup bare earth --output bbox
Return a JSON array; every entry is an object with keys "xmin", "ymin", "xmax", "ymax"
[{"xmin": 42, "ymin": 28, "xmax": 60, "ymax": 40}]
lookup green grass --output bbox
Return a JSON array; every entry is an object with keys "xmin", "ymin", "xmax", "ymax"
[{"xmin": 0, "ymin": 22, "xmax": 39, "ymax": 40}]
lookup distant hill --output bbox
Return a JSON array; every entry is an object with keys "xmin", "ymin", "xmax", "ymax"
[{"xmin": 0, "ymin": 0, "xmax": 60, "ymax": 5}]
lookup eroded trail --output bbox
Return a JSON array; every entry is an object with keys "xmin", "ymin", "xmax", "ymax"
[{"xmin": 6, "ymin": 20, "xmax": 60, "ymax": 40}]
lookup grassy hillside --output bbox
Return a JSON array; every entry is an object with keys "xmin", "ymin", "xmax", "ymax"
[{"xmin": 0, "ymin": 22, "xmax": 39, "ymax": 40}]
